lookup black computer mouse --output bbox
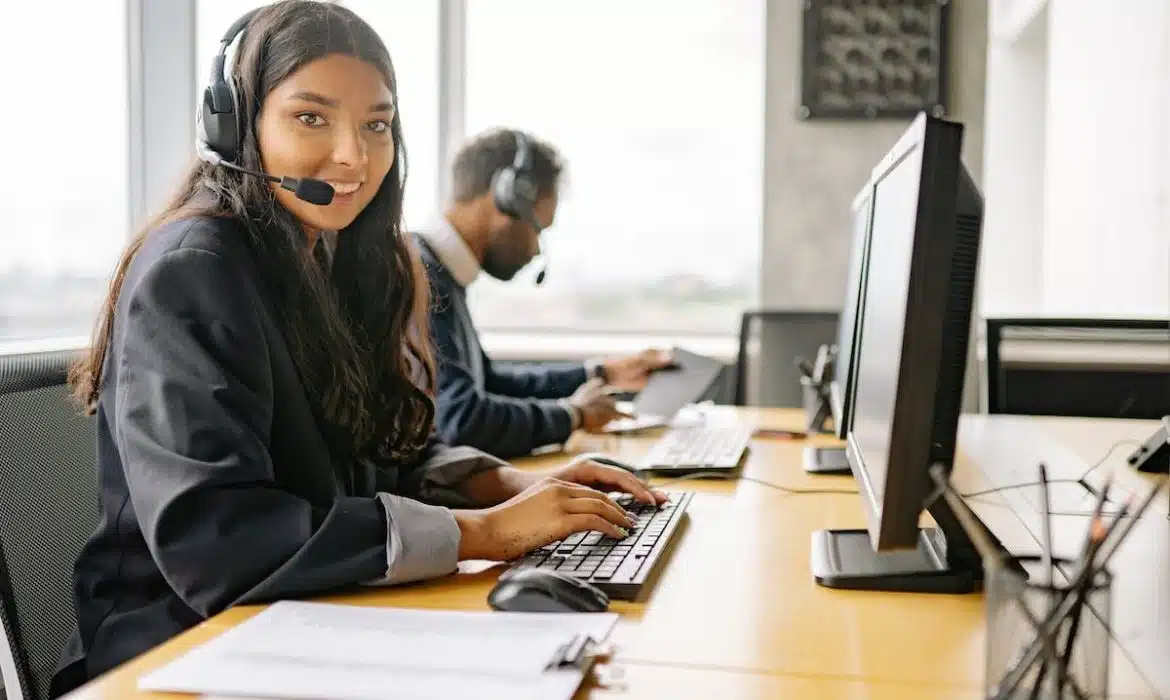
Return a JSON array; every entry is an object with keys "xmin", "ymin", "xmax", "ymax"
[{"xmin": 488, "ymin": 568, "xmax": 610, "ymax": 613}]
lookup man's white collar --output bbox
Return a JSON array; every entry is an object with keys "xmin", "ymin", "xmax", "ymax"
[{"xmin": 416, "ymin": 216, "xmax": 481, "ymax": 287}]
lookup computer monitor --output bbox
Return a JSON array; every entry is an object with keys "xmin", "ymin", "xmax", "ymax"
[
  {"xmin": 811, "ymin": 113, "xmax": 1009, "ymax": 594},
  {"xmin": 830, "ymin": 182, "xmax": 876, "ymax": 438},
  {"xmin": 802, "ymin": 180, "xmax": 876, "ymax": 475}
]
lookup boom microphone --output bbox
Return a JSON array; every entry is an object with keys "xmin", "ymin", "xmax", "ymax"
[
  {"xmin": 217, "ymin": 160, "xmax": 335, "ymax": 206},
  {"xmin": 518, "ymin": 211, "xmax": 548, "ymax": 286}
]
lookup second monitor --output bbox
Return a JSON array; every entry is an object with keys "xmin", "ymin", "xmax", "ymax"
[
  {"xmin": 811, "ymin": 113, "xmax": 1010, "ymax": 593},
  {"xmin": 803, "ymin": 178, "xmax": 877, "ymax": 475}
]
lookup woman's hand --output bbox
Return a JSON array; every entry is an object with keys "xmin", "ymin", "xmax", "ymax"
[
  {"xmin": 487, "ymin": 455, "xmax": 669, "ymax": 506},
  {"xmin": 453, "ymin": 478, "xmax": 639, "ymax": 562},
  {"xmin": 539, "ymin": 455, "xmax": 668, "ymax": 506}
]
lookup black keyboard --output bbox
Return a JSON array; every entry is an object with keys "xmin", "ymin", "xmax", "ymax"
[{"xmin": 510, "ymin": 491, "xmax": 693, "ymax": 600}]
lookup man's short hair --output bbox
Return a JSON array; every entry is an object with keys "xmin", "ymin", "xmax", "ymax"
[{"xmin": 449, "ymin": 128, "xmax": 563, "ymax": 203}]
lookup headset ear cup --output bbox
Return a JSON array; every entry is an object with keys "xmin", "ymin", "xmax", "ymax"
[
  {"xmin": 491, "ymin": 132, "xmax": 541, "ymax": 222},
  {"xmin": 511, "ymin": 173, "xmax": 539, "ymax": 219},
  {"xmin": 492, "ymin": 168, "xmax": 518, "ymax": 218},
  {"xmin": 202, "ymin": 84, "xmax": 239, "ymax": 162}
]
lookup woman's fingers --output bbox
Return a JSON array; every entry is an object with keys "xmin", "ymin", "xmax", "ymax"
[
  {"xmin": 560, "ymin": 488, "xmax": 637, "ymax": 529},
  {"xmin": 564, "ymin": 514, "xmax": 628, "ymax": 540},
  {"xmin": 577, "ymin": 461, "xmax": 657, "ymax": 504}
]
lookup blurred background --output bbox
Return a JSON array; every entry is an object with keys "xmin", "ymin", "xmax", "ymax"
[{"xmin": 0, "ymin": 0, "xmax": 1166, "ymax": 357}]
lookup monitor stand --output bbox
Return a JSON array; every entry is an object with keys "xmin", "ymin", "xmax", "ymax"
[
  {"xmin": 801, "ymin": 445, "xmax": 852, "ymax": 476},
  {"xmin": 809, "ymin": 527, "xmax": 981, "ymax": 594}
]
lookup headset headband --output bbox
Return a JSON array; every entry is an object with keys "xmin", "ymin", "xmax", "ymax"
[
  {"xmin": 213, "ymin": 8, "xmax": 260, "ymax": 86},
  {"xmin": 197, "ymin": 8, "xmax": 262, "ymax": 164},
  {"xmin": 512, "ymin": 131, "xmax": 533, "ymax": 173}
]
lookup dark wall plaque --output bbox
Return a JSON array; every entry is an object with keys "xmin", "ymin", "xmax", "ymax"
[{"xmin": 800, "ymin": 0, "xmax": 949, "ymax": 120}]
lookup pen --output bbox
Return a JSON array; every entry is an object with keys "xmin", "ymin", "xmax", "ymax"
[
  {"xmin": 1028, "ymin": 464, "xmax": 1054, "ymax": 699},
  {"xmin": 1058, "ymin": 512, "xmax": 1110, "ymax": 689},
  {"xmin": 1087, "ymin": 476, "xmax": 1166, "ymax": 575},
  {"xmin": 1038, "ymin": 463, "xmax": 1053, "ymax": 586},
  {"xmin": 751, "ymin": 428, "xmax": 808, "ymax": 440},
  {"xmin": 1051, "ymin": 468, "xmax": 1112, "ymax": 697},
  {"xmin": 1057, "ymin": 515, "xmax": 1109, "ymax": 697}
]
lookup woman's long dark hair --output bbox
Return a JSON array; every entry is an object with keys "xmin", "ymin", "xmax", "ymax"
[{"xmin": 70, "ymin": 0, "xmax": 436, "ymax": 464}]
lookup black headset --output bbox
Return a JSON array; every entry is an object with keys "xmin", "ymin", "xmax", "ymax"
[
  {"xmin": 193, "ymin": 8, "xmax": 334, "ymax": 205},
  {"xmin": 196, "ymin": 9, "xmax": 262, "ymax": 166},
  {"xmin": 490, "ymin": 131, "xmax": 540, "ymax": 226},
  {"xmin": 490, "ymin": 131, "xmax": 548, "ymax": 283}
]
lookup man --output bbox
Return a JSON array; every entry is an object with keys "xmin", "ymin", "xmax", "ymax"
[{"xmin": 415, "ymin": 128, "xmax": 671, "ymax": 459}]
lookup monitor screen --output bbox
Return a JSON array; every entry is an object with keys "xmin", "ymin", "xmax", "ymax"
[
  {"xmin": 849, "ymin": 144, "xmax": 923, "ymax": 508},
  {"xmin": 830, "ymin": 182, "xmax": 875, "ymax": 438}
]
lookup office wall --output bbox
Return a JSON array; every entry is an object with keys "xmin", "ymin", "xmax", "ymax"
[
  {"xmin": 981, "ymin": 0, "xmax": 1170, "ymax": 318},
  {"xmin": 981, "ymin": 4, "xmax": 1048, "ymax": 314},
  {"xmin": 761, "ymin": 0, "xmax": 989, "ymax": 309},
  {"xmin": 1041, "ymin": 0, "xmax": 1170, "ymax": 318}
]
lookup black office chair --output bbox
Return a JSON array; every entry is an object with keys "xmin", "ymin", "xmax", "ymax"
[
  {"xmin": 985, "ymin": 318, "xmax": 1170, "ymax": 419},
  {"xmin": 0, "ymin": 349, "xmax": 99, "ymax": 700},
  {"xmin": 733, "ymin": 310, "xmax": 839, "ymax": 407}
]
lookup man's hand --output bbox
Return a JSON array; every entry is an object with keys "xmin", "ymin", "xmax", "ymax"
[
  {"xmin": 600, "ymin": 348, "xmax": 674, "ymax": 391},
  {"xmin": 564, "ymin": 377, "xmax": 631, "ymax": 432}
]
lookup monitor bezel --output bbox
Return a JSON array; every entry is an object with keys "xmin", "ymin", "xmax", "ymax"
[{"xmin": 845, "ymin": 112, "xmax": 965, "ymax": 552}]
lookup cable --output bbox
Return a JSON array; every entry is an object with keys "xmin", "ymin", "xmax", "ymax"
[
  {"xmin": 650, "ymin": 470, "xmax": 858, "ymax": 495},
  {"xmin": 963, "ymin": 494, "xmax": 1131, "ymax": 519},
  {"xmin": 954, "ymin": 440, "xmax": 1141, "ymax": 501},
  {"xmin": 1074, "ymin": 439, "xmax": 1142, "ymax": 482},
  {"xmin": 648, "ymin": 440, "xmax": 1142, "ymax": 502},
  {"xmin": 957, "ymin": 477, "xmax": 1085, "ymax": 500}
]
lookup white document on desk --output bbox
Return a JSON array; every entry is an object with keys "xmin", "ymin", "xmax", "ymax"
[{"xmin": 138, "ymin": 600, "xmax": 618, "ymax": 700}]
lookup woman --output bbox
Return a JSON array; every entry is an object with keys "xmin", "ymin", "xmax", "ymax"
[{"xmin": 53, "ymin": 2, "xmax": 661, "ymax": 693}]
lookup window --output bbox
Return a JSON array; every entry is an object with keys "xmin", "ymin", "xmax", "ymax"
[
  {"xmin": 196, "ymin": 0, "xmax": 440, "ymax": 231},
  {"xmin": 196, "ymin": 1, "xmax": 272, "ymax": 79},
  {"xmin": 0, "ymin": 3, "xmax": 129, "ymax": 342},
  {"xmin": 463, "ymin": 0, "xmax": 764, "ymax": 334},
  {"xmin": 342, "ymin": 1, "xmax": 440, "ymax": 231}
]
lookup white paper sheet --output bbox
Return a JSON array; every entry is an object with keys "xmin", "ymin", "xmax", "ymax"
[{"xmin": 139, "ymin": 601, "xmax": 618, "ymax": 700}]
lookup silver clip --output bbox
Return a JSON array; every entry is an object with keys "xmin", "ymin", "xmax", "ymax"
[{"xmin": 545, "ymin": 634, "xmax": 615, "ymax": 670}]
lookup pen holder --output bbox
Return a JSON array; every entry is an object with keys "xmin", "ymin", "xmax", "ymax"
[
  {"xmin": 800, "ymin": 376, "xmax": 831, "ymax": 434},
  {"xmin": 985, "ymin": 555, "xmax": 1112, "ymax": 700}
]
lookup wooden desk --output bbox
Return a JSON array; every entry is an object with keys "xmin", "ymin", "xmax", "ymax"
[{"xmin": 63, "ymin": 409, "xmax": 1166, "ymax": 699}]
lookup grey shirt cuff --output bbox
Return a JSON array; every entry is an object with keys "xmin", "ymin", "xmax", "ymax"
[{"xmin": 364, "ymin": 493, "xmax": 461, "ymax": 586}]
